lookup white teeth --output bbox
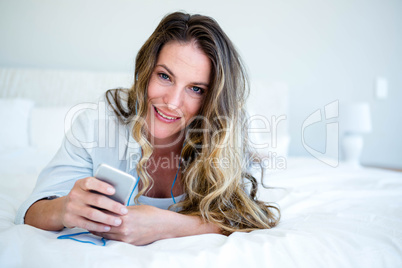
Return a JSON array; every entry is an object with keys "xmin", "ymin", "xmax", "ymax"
[{"xmin": 155, "ymin": 107, "xmax": 179, "ymax": 120}]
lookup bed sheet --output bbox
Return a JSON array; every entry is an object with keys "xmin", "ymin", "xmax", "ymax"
[{"xmin": 0, "ymin": 149, "xmax": 401, "ymax": 268}]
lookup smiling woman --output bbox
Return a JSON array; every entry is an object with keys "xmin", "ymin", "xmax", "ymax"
[
  {"xmin": 145, "ymin": 40, "xmax": 210, "ymax": 143},
  {"xmin": 18, "ymin": 11, "xmax": 280, "ymax": 245}
]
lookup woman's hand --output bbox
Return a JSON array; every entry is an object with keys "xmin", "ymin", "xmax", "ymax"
[
  {"xmin": 91, "ymin": 205, "xmax": 222, "ymax": 246},
  {"xmin": 60, "ymin": 177, "xmax": 129, "ymax": 232},
  {"xmin": 91, "ymin": 205, "xmax": 166, "ymax": 245},
  {"xmin": 25, "ymin": 176, "xmax": 128, "ymax": 232}
]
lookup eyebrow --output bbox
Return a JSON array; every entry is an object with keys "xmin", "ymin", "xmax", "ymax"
[{"xmin": 156, "ymin": 64, "xmax": 209, "ymax": 87}]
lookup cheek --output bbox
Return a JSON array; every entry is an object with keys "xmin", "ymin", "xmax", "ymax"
[
  {"xmin": 146, "ymin": 80, "xmax": 157, "ymax": 100},
  {"xmin": 147, "ymin": 75, "xmax": 165, "ymax": 100},
  {"xmin": 185, "ymin": 98, "xmax": 203, "ymax": 119}
]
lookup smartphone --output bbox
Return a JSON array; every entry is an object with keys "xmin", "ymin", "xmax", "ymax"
[{"xmin": 94, "ymin": 164, "xmax": 138, "ymax": 206}]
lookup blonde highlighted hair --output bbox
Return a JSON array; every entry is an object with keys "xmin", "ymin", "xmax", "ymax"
[{"xmin": 106, "ymin": 11, "xmax": 280, "ymax": 235}]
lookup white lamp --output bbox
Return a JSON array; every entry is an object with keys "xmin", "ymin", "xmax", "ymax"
[{"xmin": 341, "ymin": 103, "xmax": 372, "ymax": 167}]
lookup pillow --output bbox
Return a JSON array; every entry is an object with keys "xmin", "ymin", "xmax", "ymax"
[
  {"xmin": 30, "ymin": 106, "xmax": 72, "ymax": 151},
  {"xmin": 0, "ymin": 98, "xmax": 34, "ymax": 149}
]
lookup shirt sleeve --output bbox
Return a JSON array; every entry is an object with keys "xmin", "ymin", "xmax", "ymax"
[{"xmin": 14, "ymin": 108, "xmax": 97, "ymax": 225}]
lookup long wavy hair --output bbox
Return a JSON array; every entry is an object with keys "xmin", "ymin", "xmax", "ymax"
[{"xmin": 106, "ymin": 11, "xmax": 280, "ymax": 235}]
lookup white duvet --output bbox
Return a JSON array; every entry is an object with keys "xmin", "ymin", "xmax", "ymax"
[{"xmin": 1, "ymin": 149, "xmax": 401, "ymax": 268}]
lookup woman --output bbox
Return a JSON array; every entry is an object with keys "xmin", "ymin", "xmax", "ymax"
[{"xmin": 17, "ymin": 12, "xmax": 279, "ymax": 246}]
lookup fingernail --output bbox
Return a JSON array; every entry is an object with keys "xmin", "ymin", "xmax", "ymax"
[
  {"xmin": 115, "ymin": 218, "xmax": 122, "ymax": 226},
  {"xmin": 107, "ymin": 187, "xmax": 114, "ymax": 194},
  {"xmin": 104, "ymin": 226, "xmax": 111, "ymax": 231},
  {"xmin": 121, "ymin": 207, "xmax": 128, "ymax": 214}
]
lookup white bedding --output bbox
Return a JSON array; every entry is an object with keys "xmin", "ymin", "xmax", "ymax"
[
  {"xmin": 1, "ymin": 148, "xmax": 401, "ymax": 268},
  {"xmin": 0, "ymin": 67, "xmax": 401, "ymax": 267}
]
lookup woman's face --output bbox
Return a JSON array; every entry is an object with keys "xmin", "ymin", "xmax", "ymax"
[{"xmin": 145, "ymin": 40, "xmax": 211, "ymax": 146}]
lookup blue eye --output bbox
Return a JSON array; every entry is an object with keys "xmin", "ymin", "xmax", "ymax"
[
  {"xmin": 191, "ymin": 86, "xmax": 204, "ymax": 94},
  {"xmin": 158, "ymin": 73, "xmax": 170, "ymax": 80}
]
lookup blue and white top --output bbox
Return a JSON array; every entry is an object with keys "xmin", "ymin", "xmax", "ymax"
[{"xmin": 15, "ymin": 96, "xmax": 184, "ymax": 224}]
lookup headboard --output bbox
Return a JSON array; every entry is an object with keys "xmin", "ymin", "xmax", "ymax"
[{"xmin": 0, "ymin": 68, "xmax": 134, "ymax": 106}]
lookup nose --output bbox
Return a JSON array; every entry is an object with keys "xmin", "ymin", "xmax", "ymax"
[{"xmin": 163, "ymin": 85, "xmax": 184, "ymax": 111}]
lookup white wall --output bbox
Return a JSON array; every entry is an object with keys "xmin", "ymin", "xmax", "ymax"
[{"xmin": 1, "ymin": 0, "xmax": 401, "ymax": 168}]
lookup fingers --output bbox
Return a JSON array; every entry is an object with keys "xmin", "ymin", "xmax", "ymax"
[
  {"xmin": 63, "ymin": 204, "xmax": 123, "ymax": 232},
  {"xmin": 62, "ymin": 199, "xmax": 121, "ymax": 231},
  {"xmin": 62, "ymin": 204, "xmax": 115, "ymax": 232},
  {"xmin": 91, "ymin": 228, "xmax": 132, "ymax": 244},
  {"xmin": 91, "ymin": 231, "xmax": 116, "ymax": 241},
  {"xmin": 79, "ymin": 177, "xmax": 115, "ymax": 196},
  {"xmin": 84, "ymin": 205, "xmax": 123, "ymax": 226},
  {"xmin": 86, "ymin": 191, "xmax": 128, "ymax": 216},
  {"xmin": 89, "ymin": 206, "xmax": 161, "ymax": 245},
  {"xmin": 62, "ymin": 177, "xmax": 129, "ymax": 232},
  {"xmin": 73, "ymin": 216, "xmax": 113, "ymax": 233},
  {"xmin": 77, "ymin": 177, "xmax": 128, "ymax": 215}
]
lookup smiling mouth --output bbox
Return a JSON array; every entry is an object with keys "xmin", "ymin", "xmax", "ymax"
[{"xmin": 153, "ymin": 106, "xmax": 181, "ymax": 120}]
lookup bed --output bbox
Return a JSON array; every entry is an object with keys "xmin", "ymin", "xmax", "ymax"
[{"xmin": 0, "ymin": 68, "xmax": 401, "ymax": 267}]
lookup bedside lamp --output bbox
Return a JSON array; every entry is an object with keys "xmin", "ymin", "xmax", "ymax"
[{"xmin": 341, "ymin": 103, "xmax": 372, "ymax": 167}]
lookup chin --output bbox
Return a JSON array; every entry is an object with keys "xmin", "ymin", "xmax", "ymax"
[
  {"xmin": 145, "ymin": 110, "xmax": 186, "ymax": 145},
  {"xmin": 147, "ymin": 127, "xmax": 185, "ymax": 146}
]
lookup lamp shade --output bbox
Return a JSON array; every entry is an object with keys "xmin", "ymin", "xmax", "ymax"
[{"xmin": 341, "ymin": 103, "xmax": 372, "ymax": 134}]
